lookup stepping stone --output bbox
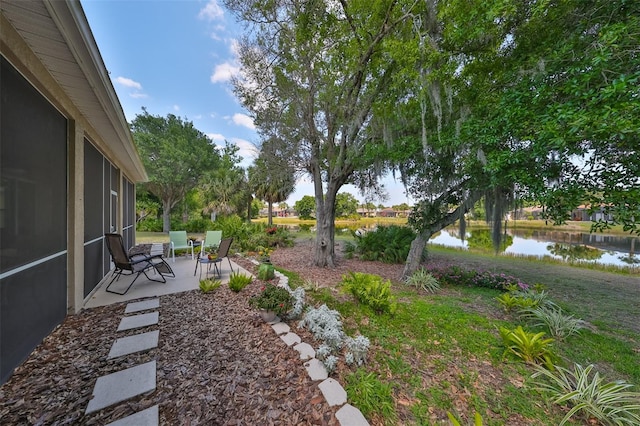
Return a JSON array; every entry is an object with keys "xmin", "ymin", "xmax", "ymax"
[
  {"xmin": 280, "ymin": 332, "xmax": 301, "ymax": 347},
  {"xmin": 319, "ymin": 378, "xmax": 347, "ymax": 406},
  {"xmin": 336, "ymin": 404, "xmax": 370, "ymax": 426},
  {"xmin": 304, "ymin": 358, "xmax": 328, "ymax": 381},
  {"xmin": 108, "ymin": 330, "xmax": 160, "ymax": 359},
  {"xmin": 125, "ymin": 299, "xmax": 159, "ymax": 314},
  {"xmin": 272, "ymin": 322, "xmax": 290, "ymax": 335},
  {"xmin": 293, "ymin": 342, "xmax": 315, "ymax": 361},
  {"xmin": 117, "ymin": 312, "xmax": 159, "ymax": 332},
  {"xmin": 86, "ymin": 361, "xmax": 156, "ymax": 414},
  {"xmin": 106, "ymin": 405, "xmax": 159, "ymax": 426}
]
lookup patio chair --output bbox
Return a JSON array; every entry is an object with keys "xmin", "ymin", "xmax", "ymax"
[
  {"xmin": 202, "ymin": 230, "xmax": 222, "ymax": 254},
  {"xmin": 169, "ymin": 230, "xmax": 195, "ymax": 262},
  {"xmin": 104, "ymin": 233, "xmax": 173, "ymax": 295},
  {"xmin": 194, "ymin": 237, "xmax": 234, "ymax": 279}
]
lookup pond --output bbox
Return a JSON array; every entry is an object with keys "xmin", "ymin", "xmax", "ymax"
[{"xmin": 430, "ymin": 227, "xmax": 640, "ymax": 268}]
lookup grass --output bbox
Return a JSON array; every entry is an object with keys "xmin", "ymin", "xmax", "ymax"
[{"xmin": 300, "ymin": 251, "xmax": 639, "ymax": 424}]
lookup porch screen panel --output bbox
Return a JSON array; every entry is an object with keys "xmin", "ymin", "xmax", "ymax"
[
  {"xmin": 0, "ymin": 56, "xmax": 67, "ymax": 384},
  {"xmin": 83, "ymin": 141, "xmax": 105, "ymax": 296}
]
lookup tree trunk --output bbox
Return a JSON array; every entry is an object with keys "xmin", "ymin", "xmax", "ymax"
[
  {"xmin": 402, "ymin": 232, "xmax": 430, "ymax": 281},
  {"xmin": 162, "ymin": 199, "xmax": 172, "ymax": 233},
  {"xmin": 267, "ymin": 201, "xmax": 273, "ymax": 226},
  {"xmin": 314, "ymin": 190, "xmax": 337, "ymax": 267}
]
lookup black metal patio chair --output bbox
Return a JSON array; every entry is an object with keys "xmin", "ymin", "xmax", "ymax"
[
  {"xmin": 194, "ymin": 237, "xmax": 234, "ymax": 279},
  {"xmin": 104, "ymin": 233, "xmax": 174, "ymax": 295}
]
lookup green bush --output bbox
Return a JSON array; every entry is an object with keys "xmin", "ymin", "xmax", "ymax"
[
  {"xmin": 405, "ymin": 268, "xmax": 440, "ymax": 293},
  {"xmin": 341, "ymin": 272, "xmax": 397, "ymax": 314},
  {"xmin": 498, "ymin": 325, "xmax": 555, "ymax": 368},
  {"xmin": 353, "ymin": 225, "xmax": 416, "ymax": 264},
  {"xmin": 228, "ymin": 272, "xmax": 253, "ymax": 292},
  {"xmin": 521, "ymin": 305, "xmax": 586, "ymax": 340},
  {"xmin": 184, "ymin": 217, "xmax": 215, "ymax": 233},
  {"xmin": 429, "ymin": 265, "xmax": 529, "ymax": 291},
  {"xmin": 532, "ymin": 363, "xmax": 640, "ymax": 425},
  {"xmin": 136, "ymin": 217, "xmax": 162, "ymax": 232}
]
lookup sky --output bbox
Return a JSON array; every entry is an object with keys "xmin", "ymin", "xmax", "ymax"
[{"xmin": 81, "ymin": 0, "xmax": 412, "ymax": 207}]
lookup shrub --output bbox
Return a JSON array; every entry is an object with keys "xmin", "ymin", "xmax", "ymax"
[
  {"xmin": 228, "ymin": 272, "xmax": 252, "ymax": 292},
  {"xmin": 288, "ymin": 287, "xmax": 306, "ymax": 320},
  {"xmin": 532, "ymin": 363, "xmax": 640, "ymax": 425},
  {"xmin": 344, "ymin": 335, "xmax": 370, "ymax": 366},
  {"xmin": 430, "ymin": 265, "xmax": 528, "ymax": 291},
  {"xmin": 353, "ymin": 225, "xmax": 416, "ymax": 264},
  {"xmin": 496, "ymin": 292, "xmax": 540, "ymax": 313},
  {"xmin": 299, "ymin": 304, "xmax": 370, "ymax": 372},
  {"xmin": 199, "ymin": 278, "xmax": 221, "ymax": 293},
  {"xmin": 498, "ymin": 325, "xmax": 555, "ymax": 368},
  {"xmin": 521, "ymin": 305, "xmax": 586, "ymax": 340},
  {"xmin": 299, "ymin": 304, "xmax": 345, "ymax": 350},
  {"xmin": 341, "ymin": 272, "xmax": 397, "ymax": 314},
  {"xmin": 249, "ymin": 283, "xmax": 293, "ymax": 316},
  {"xmin": 405, "ymin": 268, "xmax": 440, "ymax": 293}
]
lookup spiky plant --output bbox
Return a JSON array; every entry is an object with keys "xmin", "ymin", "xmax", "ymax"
[{"xmin": 532, "ymin": 363, "xmax": 640, "ymax": 425}]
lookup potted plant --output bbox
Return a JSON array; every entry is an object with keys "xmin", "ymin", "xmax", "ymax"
[{"xmin": 249, "ymin": 283, "xmax": 293, "ymax": 321}]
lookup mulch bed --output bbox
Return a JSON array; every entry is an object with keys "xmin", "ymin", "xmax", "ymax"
[{"xmin": 0, "ymin": 260, "xmax": 339, "ymax": 425}]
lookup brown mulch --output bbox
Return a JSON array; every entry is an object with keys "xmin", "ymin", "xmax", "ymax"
[{"xmin": 0, "ymin": 251, "xmax": 341, "ymax": 426}]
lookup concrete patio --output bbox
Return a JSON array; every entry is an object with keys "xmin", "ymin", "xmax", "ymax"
[{"xmin": 83, "ymin": 254, "xmax": 245, "ymax": 309}]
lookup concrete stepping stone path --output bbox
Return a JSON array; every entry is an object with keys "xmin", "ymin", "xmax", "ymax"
[
  {"xmin": 125, "ymin": 298, "xmax": 159, "ymax": 314},
  {"xmin": 117, "ymin": 312, "xmax": 159, "ymax": 331},
  {"xmin": 85, "ymin": 361, "xmax": 156, "ymax": 414},
  {"xmin": 105, "ymin": 405, "xmax": 159, "ymax": 426},
  {"xmin": 108, "ymin": 330, "xmax": 160, "ymax": 359}
]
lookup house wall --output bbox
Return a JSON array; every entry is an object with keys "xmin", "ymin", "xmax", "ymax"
[{"xmin": 0, "ymin": 10, "xmax": 141, "ymax": 384}]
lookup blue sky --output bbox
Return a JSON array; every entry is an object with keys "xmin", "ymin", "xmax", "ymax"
[{"xmin": 81, "ymin": 0, "xmax": 411, "ymax": 207}]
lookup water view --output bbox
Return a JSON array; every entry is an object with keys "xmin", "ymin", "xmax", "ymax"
[{"xmin": 430, "ymin": 227, "xmax": 640, "ymax": 268}]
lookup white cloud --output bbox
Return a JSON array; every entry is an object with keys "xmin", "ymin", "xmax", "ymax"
[
  {"xmin": 173, "ymin": 105, "xmax": 180, "ymax": 111},
  {"xmin": 208, "ymin": 133, "xmax": 226, "ymax": 142},
  {"xmin": 130, "ymin": 92, "xmax": 148, "ymax": 99},
  {"xmin": 230, "ymin": 137, "xmax": 258, "ymax": 165},
  {"xmin": 198, "ymin": 0, "xmax": 224, "ymax": 21},
  {"xmin": 231, "ymin": 113, "xmax": 255, "ymax": 130},
  {"xmin": 115, "ymin": 76, "xmax": 142, "ymax": 90},
  {"xmin": 210, "ymin": 62, "xmax": 240, "ymax": 83}
]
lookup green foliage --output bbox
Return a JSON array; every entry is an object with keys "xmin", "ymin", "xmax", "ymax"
[
  {"xmin": 341, "ymin": 272, "xmax": 397, "ymax": 314},
  {"xmin": 335, "ymin": 192, "xmax": 359, "ymax": 218},
  {"xmin": 353, "ymin": 225, "xmax": 416, "ymax": 264},
  {"xmin": 131, "ymin": 109, "xmax": 219, "ymax": 232},
  {"xmin": 496, "ymin": 292, "xmax": 541, "ymax": 313},
  {"xmin": 345, "ymin": 369, "xmax": 396, "ymax": 422},
  {"xmin": 521, "ymin": 305, "xmax": 586, "ymax": 341},
  {"xmin": 249, "ymin": 283, "xmax": 292, "ymax": 316},
  {"xmin": 199, "ymin": 278, "xmax": 221, "ymax": 293},
  {"xmin": 532, "ymin": 363, "xmax": 640, "ymax": 426},
  {"xmin": 447, "ymin": 411, "xmax": 483, "ymax": 426},
  {"xmin": 429, "ymin": 265, "xmax": 529, "ymax": 291},
  {"xmin": 498, "ymin": 326, "xmax": 555, "ymax": 368},
  {"xmin": 228, "ymin": 272, "xmax": 252, "ymax": 292},
  {"xmin": 405, "ymin": 268, "xmax": 440, "ymax": 293},
  {"xmin": 294, "ymin": 195, "xmax": 316, "ymax": 220}
]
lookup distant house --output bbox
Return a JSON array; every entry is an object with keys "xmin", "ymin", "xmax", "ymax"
[
  {"xmin": 571, "ymin": 205, "xmax": 614, "ymax": 222},
  {"xmin": 1, "ymin": 1, "xmax": 146, "ymax": 384},
  {"xmin": 378, "ymin": 208, "xmax": 397, "ymax": 218},
  {"xmin": 356, "ymin": 208, "xmax": 376, "ymax": 217}
]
